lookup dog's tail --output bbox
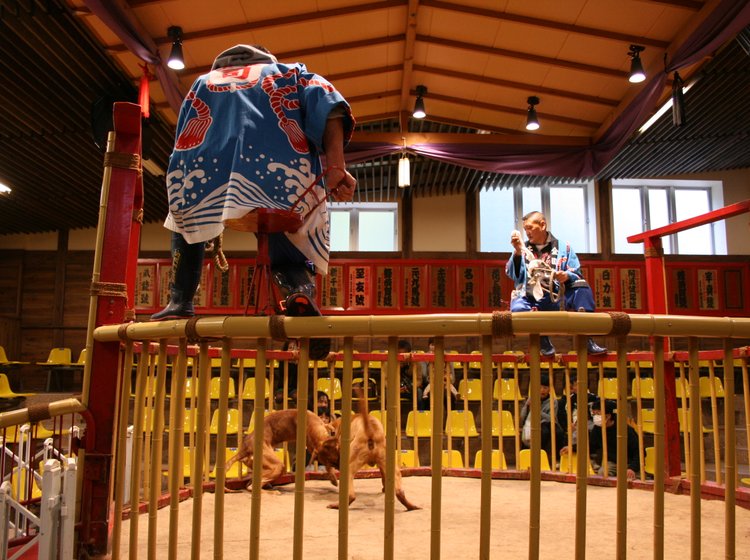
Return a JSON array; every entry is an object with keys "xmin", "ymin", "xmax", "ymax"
[{"xmin": 353, "ymin": 385, "xmax": 376, "ymax": 449}]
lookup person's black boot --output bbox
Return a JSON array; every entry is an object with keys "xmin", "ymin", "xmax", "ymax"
[
  {"xmin": 151, "ymin": 232, "xmax": 205, "ymax": 320},
  {"xmin": 587, "ymin": 338, "xmax": 608, "ymax": 355},
  {"xmin": 272, "ymin": 264, "xmax": 331, "ymax": 361},
  {"xmin": 540, "ymin": 336, "xmax": 556, "ymax": 357}
]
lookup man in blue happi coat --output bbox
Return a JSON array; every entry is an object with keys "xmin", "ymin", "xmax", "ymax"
[
  {"xmin": 152, "ymin": 45, "xmax": 356, "ymax": 360},
  {"xmin": 506, "ymin": 211, "xmax": 607, "ymax": 357}
]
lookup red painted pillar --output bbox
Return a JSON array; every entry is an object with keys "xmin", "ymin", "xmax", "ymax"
[
  {"xmin": 642, "ymin": 236, "xmax": 682, "ymax": 477},
  {"xmin": 78, "ymin": 102, "xmax": 143, "ymax": 556}
]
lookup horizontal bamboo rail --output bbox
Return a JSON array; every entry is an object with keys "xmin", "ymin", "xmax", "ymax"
[{"xmin": 93, "ymin": 312, "xmax": 750, "ymax": 343}]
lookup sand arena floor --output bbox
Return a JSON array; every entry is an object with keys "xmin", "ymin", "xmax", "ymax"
[{"xmin": 120, "ymin": 476, "xmax": 750, "ymax": 559}]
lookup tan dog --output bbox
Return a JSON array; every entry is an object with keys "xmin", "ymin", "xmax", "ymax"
[
  {"xmin": 225, "ymin": 408, "xmax": 337, "ymax": 489},
  {"xmin": 317, "ymin": 392, "xmax": 420, "ymax": 511}
]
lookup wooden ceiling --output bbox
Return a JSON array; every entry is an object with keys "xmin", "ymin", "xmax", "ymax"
[{"xmin": 0, "ymin": 0, "xmax": 748, "ymax": 234}]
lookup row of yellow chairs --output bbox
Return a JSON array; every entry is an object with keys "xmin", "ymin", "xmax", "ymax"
[{"xmin": 403, "ymin": 409, "xmax": 516, "ymax": 438}]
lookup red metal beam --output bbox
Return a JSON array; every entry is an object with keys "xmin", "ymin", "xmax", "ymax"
[{"xmin": 627, "ymin": 199, "xmax": 750, "ymax": 243}]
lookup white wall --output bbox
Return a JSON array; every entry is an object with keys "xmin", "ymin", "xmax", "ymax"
[{"xmin": 412, "ymin": 194, "xmax": 466, "ymax": 252}]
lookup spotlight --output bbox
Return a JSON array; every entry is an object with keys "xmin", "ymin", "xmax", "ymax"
[
  {"xmin": 628, "ymin": 44, "xmax": 646, "ymax": 84},
  {"xmin": 167, "ymin": 26, "xmax": 185, "ymax": 70},
  {"xmin": 413, "ymin": 85, "xmax": 427, "ymax": 119},
  {"xmin": 525, "ymin": 96, "xmax": 540, "ymax": 131},
  {"xmin": 0, "ymin": 182, "xmax": 11, "ymax": 194}
]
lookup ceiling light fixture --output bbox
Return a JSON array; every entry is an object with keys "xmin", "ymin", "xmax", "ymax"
[
  {"xmin": 167, "ymin": 26, "xmax": 185, "ymax": 70},
  {"xmin": 525, "ymin": 96, "xmax": 540, "ymax": 131},
  {"xmin": 628, "ymin": 44, "xmax": 646, "ymax": 83},
  {"xmin": 0, "ymin": 182, "xmax": 11, "ymax": 194},
  {"xmin": 398, "ymin": 137, "xmax": 410, "ymax": 188},
  {"xmin": 412, "ymin": 85, "xmax": 427, "ymax": 119}
]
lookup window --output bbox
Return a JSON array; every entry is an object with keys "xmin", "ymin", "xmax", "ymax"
[
  {"xmin": 328, "ymin": 202, "xmax": 398, "ymax": 251},
  {"xmin": 611, "ymin": 179, "xmax": 725, "ymax": 255},
  {"xmin": 479, "ymin": 183, "xmax": 595, "ymax": 253}
]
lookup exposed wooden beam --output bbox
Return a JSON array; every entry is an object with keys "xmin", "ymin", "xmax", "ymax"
[
  {"xmin": 400, "ymin": 0, "xmax": 421, "ymax": 131},
  {"xmin": 417, "ymin": 35, "xmax": 628, "ymax": 80},
  {"xmin": 421, "ymin": 0, "xmax": 672, "ymax": 49},
  {"xmin": 412, "ymin": 64, "xmax": 620, "ymax": 107}
]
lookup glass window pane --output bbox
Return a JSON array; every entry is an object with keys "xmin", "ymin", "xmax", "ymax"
[
  {"xmin": 648, "ymin": 188, "xmax": 671, "ymax": 253},
  {"xmin": 549, "ymin": 187, "xmax": 587, "ymax": 252},
  {"xmin": 359, "ymin": 211, "xmax": 395, "ymax": 251},
  {"xmin": 612, "ymin": 188, "xmax": 643, "ymax": 254},
  {"xmin": 329, "ymin": 211, "xmax": 350, "ymax": 252},
  {"xmin": 675, "ymin": 189, "xmax": 712, "ymax": 254},
  {"xmin": 522, "ymin": 187, "xmax": 542, "ymax": 217},
  {"xmin": 479, "ymin": 188, "xmax": 515, "ymax": 251}
]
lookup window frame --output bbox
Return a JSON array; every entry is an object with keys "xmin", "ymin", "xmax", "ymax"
[{"xmin": 328, "ymin": 201, "xmax": 399, "ymax": 252}]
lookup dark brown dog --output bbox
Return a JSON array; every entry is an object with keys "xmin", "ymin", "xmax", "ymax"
[
  {"xmin": 317, "ymin": 393, "xmax": 420, "ymax": 511},
  {"xmin": 225, "ymin": 408, "xmax": 337, "ymax": 488}
]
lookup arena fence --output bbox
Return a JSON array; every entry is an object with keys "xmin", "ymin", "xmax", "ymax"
[{"xmin": 79, "ymin": 311, "xmax": 750, "ymax": 560}]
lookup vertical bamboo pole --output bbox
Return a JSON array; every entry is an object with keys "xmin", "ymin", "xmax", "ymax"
[
  {"xmin": 723, "ymin": 340, "xmax": 736, "ymax": 559},
  {"xmin": 293, "ymin": 339, "xmax": 310, "ymax": 560},
  {"xmin": 430, "ymin": 336, "xmax": 445, "ymax": 560},
  {"xmin": 168, "ymin": 340, "xmax": 189, "ymax": 560},
  {"xmin": 190, "ymin": 343, "xmax": 211, "ymax": 560},
  {"xmin": 251, "ymin": 339, "xmax": 268, "ymax": 560},
  {"xmin": 574, "ymin": 335, "xmax": 589, "ymax": 560},
  {"xmin": 688, "ymin": 337, "xmax": 701, "ymax": 560},
  {"xmin": 386, "ymin": 337, "xmax": 399, "ymax": 560},
  {"xmin": 147, "ymin": 342, "xmax": 169, "ymax": 560},
  {"xmin": 129, "ymin": 345, "xmax": 149, "ymax": 560},
  {"xmin": 213, "ymin": 339, "xmax": 232, "ymax": 560},
  {"xmin": 111, "ymin": 342, "xmax": 135, "ymax": 560},
  {"xmin": 615, "ymin": 336, "xmax": 628, "ymax": 560},
  {"xmin": 528, "ymin": 333, "xmax": 542, "ymax": 560},
  {"xmin": 479, "ymin": 335, "xmax": 493, "ymax": 560},
  {"xmin": 337, "ymin": 337, "xmax": 354, "ymax": 559},
  {"xmin": 707, "ymin": 361, "xmax": 721, "ymax": 484},
  {"xmin": 652, "ymin": 338, "xmax": 666, "ymax": 560}
]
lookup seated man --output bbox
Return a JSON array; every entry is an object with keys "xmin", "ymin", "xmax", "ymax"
[
  {"xmin": 519, "ymin": 373, "xmax": 564, "ymax": 461},
  {"xmin": 588, "ymin": 399, "xmax": 640, "ymax": 479},
  {"xmin": 506, "ymin": 211, "xmax": 607, "ymax": 357}
]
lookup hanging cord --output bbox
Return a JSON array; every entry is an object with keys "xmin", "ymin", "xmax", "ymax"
[
  {"xmin": 288, "ymin": 166, "xmax": 347, "ymax": 219},
  {"xmin": 207, "ymin": 233, "xmax": 229, "ymax": 272}
]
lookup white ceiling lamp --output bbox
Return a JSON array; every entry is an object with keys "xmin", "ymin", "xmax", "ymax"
[
  {"xmin": 0, "ymin": 182, "xmax": 11, "ymax": 194},
  {"xmin": 526, "ymin": 96, "xmax": 540, "ymax": 131},
  {"xmin": 167, "ymin": 26, "xmax": 185, "ymax": 70},
  {"xmin": 628, "ymin": 44, "xmax": 646, "ymax": 84},
  {"xmin": 398, "ymin": 137, "xmax": 410, "ymax": 188}
]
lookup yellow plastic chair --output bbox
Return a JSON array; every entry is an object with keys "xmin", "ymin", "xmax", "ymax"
[
  {"xmin": 234, "ymin": 357, "xmax": 256, "ymax": 373},
  {"xmin": 209, "ymin": 376, "xmax": 236, "ymax": 400},
  {"xmin": 644, "ymin": 446, "xmax": 656, "ymax": 476},
  {"xmin": 677, "ymin": 408, "xmax": 712, "ymax": 433},
  {"xmin": 445, "ymin": 410, "xmax": 478, "ymax": 437},
  {"xmin": 182, "ymin": 377, "xmax": 198, "ymax": 399},
  {"xmin": 42, "ymin": 347, "xmax": 72, "ymax": 366},
  {"xmin": 34, "ymin": 421, "xmax": 70, "ymax": 439},
  {"xmin": 399, "ymin": 449, "xmax": 419, "ymax": 467},
  {"xmin": 209, "ymin": 408, "xmax": 239, "ymax": 435},
  {"xmin": 559, "ymin": 452, "xmax": 595, "ymax": 474},
  {"xmin": 210, "ymin": 447, "xmax": 248, "ymax": 479},
  {"xmin": 518, "ymin": 449, "xmax": 552, "ymax": 471},
  {"xmin": 441, "ymin": 449, "xmax": 464, "ymax": 468},
  {"xmin": 405, "ymin": 410, "xmax": 432, "ymax": 437},
  {"xmin": 640, "ymin": 408, "xmax": 656, "ymax": 434},
  {"xmin": 0, "ymin": 346, "xmax": 30, "ymax": 367},
  {"xmin": 10, "ymin": 467, "xmax": 42, "ymax": 500},
  {"xmin": 493, "ymin": 378, "xmax": 523, "ymax": 401},
  {"xmin": 699, "ymin": 376, "xmax": 725, "ymax": 399},
  {"xmin": 631, "ymin": 377, "xmax": 656, "ymax": 399},
  {"xmin": 165, "ymin": 408, "xmax": 199, "ymax": 434},
  {"xmin": 474, "ymin": 449, "xmax": 507, "ymax": 470},
  {"xmin": 491, "ymin": 410, "xmax": 517, "ymax": 437},
  {"xmin": 241, "ymin": 377, "xmax": 271, "ymax": 401},
  {"xmin": 597, "ymin": 378, "xmax": 621, "ymax": 400},
  {"xmin": 369, "ymin": 409, "xmax": 387, "ymax": 426},
  {"xmin": 0, "ymin": 373, "xmax": 34, "ymax": 397},
  {"xmin": 317, "ymin": 377, "xmax": 343, "ymax": 400},
  {"xmin": 74, "ymin": 348, "xmax": 87, "ymax": 365},
  {"xmin": 457, "ymin": 378, "xmax": 483, "ymax": 401},
  {"xmin": 352, "ymin": 377, "xmax": 378, "ymax": 401}
]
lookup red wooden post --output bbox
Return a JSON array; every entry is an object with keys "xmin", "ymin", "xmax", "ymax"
[
  {"xmin": 78, "ymin": 102, "xmax": 143, "ymax": 556},
  {"xmin": 628, "ymin": 200, "xmax": 750, "ymax": 478}
]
